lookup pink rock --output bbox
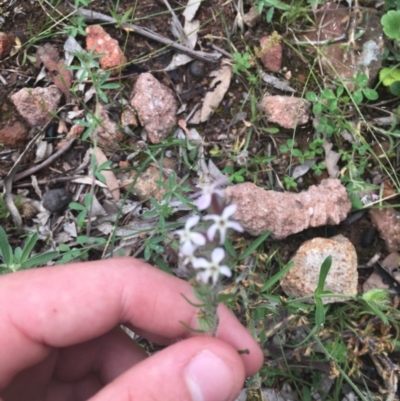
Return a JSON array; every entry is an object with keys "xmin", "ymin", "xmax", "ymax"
[
  {"xmin": 0, "ymin": 121, "xmax": 28, "ymax": 147},
  {"xmin": 10, "ymin": 87, "xmax": 62, "ymax": 127},
  {"xmin": 281, "ymin": 235, "xmax": 358, "ymax": 304},
  {"xmin": 91, "ymin": 104, "xmax": 124, "ymax": 150},
  {"xmin": 224, "ymin": 178, "xmax": 351, "ymax": 239},
  {"xmin": 130, "ymin": 73, "xmax": 177, "ymax": 144},
  {"xmin": 86, "ymin": 25, "xmax": 127, "ymax": 75},
  {"xmin": 370, "ymin": 208, "xmax": 400, "ymax": 252},
  {"xmin": 301, "ymin": 3, "xmax": 384, "ymax": 87},
  {"xmin": 258, "ymin": 35, "xmax": 282, "ymax": 72},
  {"xmin": 0, "ymin": 32, "xmax": 15, "ymax": 59},
  {"xmin": 258, "ymin": 95, "xmax": 310, "ymax": 129}
]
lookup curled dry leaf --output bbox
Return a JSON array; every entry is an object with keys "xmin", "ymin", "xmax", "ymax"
[
  {"xmin": 36, "ymin": 43, "xmax": 72, "ymax": 99},
  {"xmin": 182, "ymin": 0, "xmax": 202, "ymax": 21},
  {"xmin": 199, "ymin": 64, "xmax": 232, "ymax": 123},
  {"xmin": 94, "ymin": 148, "xmax": 120, "ymax": 201}
]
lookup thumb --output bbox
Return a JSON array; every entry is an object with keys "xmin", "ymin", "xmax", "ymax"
[{"xmin": 90, "ymin": 337, "xmax": 247, "ymax": 401}]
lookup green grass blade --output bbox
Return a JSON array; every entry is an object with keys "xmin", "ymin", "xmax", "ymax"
[
  {"xmin": 239, "ymin": 230, "xmax": 270, "ymax": 261},
  {"xmin": 20, "ymin": 233, "xmax": 38, "ymax": 263},
  {"xmin": 261, "ymin": 261, "xmax": 294, "ymax": 293},
  {"xmin": 315, "ymin": 256, "xmax": 332, "ymax": 295},
  {"xmin": 0, "ymin": 226, "xmax": 13, "ymax": 267}
]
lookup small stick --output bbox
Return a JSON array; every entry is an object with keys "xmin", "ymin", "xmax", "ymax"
[
  {"xmin": 0, "ymin": 139, "xmax": 75, "ymax": 189},
  {"xmin": 71, "ymin": 7, "xmax": 221, "ymax": 63}
]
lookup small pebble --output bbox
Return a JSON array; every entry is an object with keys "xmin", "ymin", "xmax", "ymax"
[
  {"xmin": 189, "ymin": 60, "xmax": 206, "ymax": 79},
  {"xmin": 42, "ymin": 188, "xmax": 72, "ymax": 213}
]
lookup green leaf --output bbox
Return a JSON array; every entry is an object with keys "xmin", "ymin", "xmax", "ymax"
[
  {"xmin": 239, "ymin": 230, "xmax": 270, "ymax": 260},
  {"xmin": 266, "ymin": 6, "xmax": 274, "ymax": 22},
  {"xmin": 69, "ymin": 202, "xmax": 86, "ymax": 211},
  {"xmin": 315, "ymin": 256, "xmax": 332, "ymax": 295},
  {"xmin": 21, "ymin": 251, "xmax": 59, "ymax": 269},
  {"xmin": 314, "ymin": 297, "xmax": 325, "ymax": 329},
  {"xmin": 20, "ymin": 233, "xmax": 39, "ymax": 263},
  {"xmin": 381, "ymin": 10, "xmax": 400, "ymax": 40},
  {"xmin": 362, "ymin": 88, "xmax": 379, "ymax": 100},
  {"xmin": 390, "ymin": 81, "xmax": 400, "ymax": 97},
  {"xmin": 0, "ymin": 226, "xmax": 12, "ymax": 267},
  {"xmin": 380, "ymin": 67, "xmax": 400, "ymax": 86},
  {"xmin": 306, "ymin": 92, "xmax": 318, "ymax": 102}
]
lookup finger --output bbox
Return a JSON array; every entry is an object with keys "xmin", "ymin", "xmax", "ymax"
[
  {"xmin": 89, "ymin": 337, "xmax": 246, "ymax": 401},
  {"xmin": 0, "ymin": 258, "xmax": 263, "ymax": 387},
  {"xmin": 1, "ymin": 328, "xmax": 147, "ymax": 400}
]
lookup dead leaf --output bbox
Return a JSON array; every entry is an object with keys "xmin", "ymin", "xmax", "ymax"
[
  {"xmin": 94, "ymin": 148, "xmax": 120, "ymax": 201},
  {"xmin": 36, "ymin": 43, "xmax": 72, "ymax": 99},
  {"xmin": 182, "ymin": 0, "xmax": 202, "ymax": 21},
  {"xmin": 200, "ymin": 65, "xmax": 232, "ymax": 122},
  {"xmin": 322, "ymin": 141, "xmax": 340, "ymax": 178}
]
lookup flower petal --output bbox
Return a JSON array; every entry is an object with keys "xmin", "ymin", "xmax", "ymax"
[
  {"xmin": 222, "ymin": 204, "xmax": 237, "ymax": 218},
  {"xmin": 196, "ymin": 194, "xmax": 212, "ymax": 210},
  {"xmin": 219, "ymin": 265, "xmax": 232, "ymax": 278},
  {"xmin": 227, "ymin": 221, "xmax": 244, "ymax": 233},
  {"xmin": 192, "ymin": 257, "xmax": 209, "ymax": 269},
  {"xmin": 186, "ymin": 215, "xmax": 200, "ymax": 230},
  {"xmin": 190, "ymin": 232, "xmax": 206, "ymax": 246},
  {"xmin": 207, "ymin": 224, "xmax": 218, "ymax": 241},
  {"xmin": 212, "ymin": 247, "xmax": 225, "ymax": 264}
]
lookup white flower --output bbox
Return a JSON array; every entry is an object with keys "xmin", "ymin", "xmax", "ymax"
[
  {"xmin": 180, "ymin": 241, "xmax": 197, "ymax": 266},
  {"xmin": 192, "ymin": 248, "xmax": 232, "ymax": 285},
  {"xmin": 194, "ymin": 178, "xmax": 226, "ymax": 211},
  {"xmin": 203, "ymin": 204, "xmax": 243, "ymax": 244},
  {"xmin": 175, "ymin": 215, "xmax": 206, "ymax": 254}
]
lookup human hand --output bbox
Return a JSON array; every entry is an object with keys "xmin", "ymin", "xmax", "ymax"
[{"xmin": 0, "ymin": 257, "xmax": 263, "ymax": 401}]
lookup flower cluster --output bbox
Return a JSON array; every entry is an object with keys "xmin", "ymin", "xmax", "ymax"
[{"xmin": 175, "ymin": 181, "xmax": 243, "ymax": 286}]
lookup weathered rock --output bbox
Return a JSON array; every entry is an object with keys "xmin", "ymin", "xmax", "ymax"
[
  {"xmin": 189, "ymin": 60, "xmax": 206, "ymax": 80},
  {"xmin": 130, "ymin": 165, "xmax": 169, "ymax": 201},
  {"xmin": 281, "ymin": 235, "xmax": 358, "ymax": 304},
  {"xmin": 91, "ymin": 104, "xmax": 124, "ymax": 150},
  {"xmin": 370, "ymin": 208, "xmax": 400, "ymax": 252},
  {"xmin": 243, "ymin": 5, "xmax": 261, "ymax": 28},
  {"xmin": 258, "ymin": 34, "xmax": 282, "ymax": 72},
  {"xmin": 10, "ymin": 87, "xmax": 62, "ymax": 127},
  {"xmin": 224, "ymin": 179, "xmax": 351, "ymax": 239},
  {"xmin": 0, "ymin": 121, "xmax": 28, "ymax": 147},
  {"xmin": 258, "ymin": 95, "xmax": 310, "ymax": 129},
  {"xmin": 130, "ymin": 73, "xmax": 177, "ymax": 144},
  {"xmin": 42, "ymin": 188, "xmax": 72, "ymax": 213},
  {"xmin": 301, "ymin": 3, "xmax": 384, "ymax": 87},
  {"xmin": 86, "ymin": 25, "xmax": 127, "ymax": 74},
  {"xmin": 363, "ymin": 252, "xmax": 400, "ymax": 292},
  {"xmin": 0, "ymin": 32, "xmax": 15, "ymax": 59}
]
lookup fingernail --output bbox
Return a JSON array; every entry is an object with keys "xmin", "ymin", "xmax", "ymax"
[{"xmin": 185, "ymin": 350, "xmax": 236, "ymax": 401}]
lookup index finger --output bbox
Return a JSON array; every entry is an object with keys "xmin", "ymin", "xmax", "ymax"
[{"xmin": 0, "ymin": 257, "xmax": 263, "ymax": 388}]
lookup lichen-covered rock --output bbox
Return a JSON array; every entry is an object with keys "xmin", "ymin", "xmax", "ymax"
[
  {"xmin": 370, "ymin": 208, "xmax": 400, "ymax": 252},
  {"xmin": 86, "ymin": 25, "xmax": 127, "ymax": 74},
  {"xmin": 0, "ymin": 32, "xmax": 15, "ymax": 59},
  {"xmin": 258, "ymin": 35, "xmax": 282, "ymax": 72},
  {"xmin": 130, "ymin": 73, "xmax": 177, "ymax": 144},
  {"xmin": 0, "ymin": 121, "xmax": 28, "ymax": 147},
  {"xmin": 129, "ymin": 165, "xmax": 169, "ymax": 201},
  {"xmin": 91, "ymin": 104, "xmax": 124, "ymax": 150},
  {"xmin": 281, "ymin": 235, "xmax": 358, "ymax": 304},
  {"xmin": 224, "ymin": 179, "xmax": 351, "ymax": 239},
  {"xmin": 42, "ymin": 188, "xmax": 72, "ymax": 213},
  {"xmin": 258, "ymin": 95, "xmax": 310, "ymax": 129},
  {"xmin": 10, "ymin": 87, "xmax": 62, "ymax": 127}
]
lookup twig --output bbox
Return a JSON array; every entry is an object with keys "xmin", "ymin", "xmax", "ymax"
[
  {"xmin": 0, "ymin": 139, "xmax": 75, "ymax": 189},
  {"xmin": 71, "ymin": 7, "xmax": 221, "ymax": 63}
]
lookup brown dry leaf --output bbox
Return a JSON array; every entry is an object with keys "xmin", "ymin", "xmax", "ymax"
[
  {"xmin": 94, "ymin": 148, "xmax": 120, "ymax": 201},
  {"xmin": 36, "ymin": 43, "xmax": 72, "ymax": 99},
  {"xmin": 200, "ymin": 64, "xmax": 232, "ymax": 122}
]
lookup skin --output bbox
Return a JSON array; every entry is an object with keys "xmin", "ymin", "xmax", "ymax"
[{"xmin": 0, "ymin": 257, "xmax": 264, "ymax": 401}]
